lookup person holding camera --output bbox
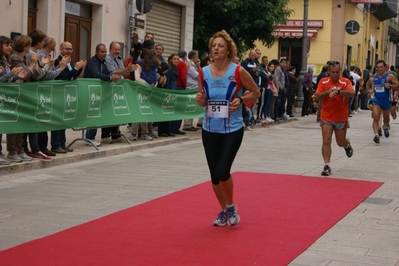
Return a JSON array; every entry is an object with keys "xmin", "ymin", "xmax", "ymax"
[{"xmin": 241, "ymin": 49, "xmax": 260, "ymax": 87}]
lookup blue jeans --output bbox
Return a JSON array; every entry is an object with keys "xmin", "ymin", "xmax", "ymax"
[
  {"xmin": 348, "ymin": 97, "xmax": 354, "ymax": 113},
  {"xmin": 85, "ymin": 129, "xmax": 97, "ymax": 140},
  {"xmin": 170, "ymin": 120, "xmax": 182, "ymax": 133},
  {"xmin": 243, "ymin": 109, "xmax": 253, "ymax": 127},
  {"xmin": 278, "ymin": 90, "xmax": 287, "ymax": 117},
  {"xmin": 38, "ymin": 131, "xmax": 49, "ymax": 152},
  {"xmin": 51, "ymin": 130, "xmax": 66, "ymax": 149},
  {"xmin": 22, "ymin": 133, "xmax": 40, "ymax": 153},
  {"xmin": 263, "ymin": 89, "xmax": 273, "ymax": 118}
]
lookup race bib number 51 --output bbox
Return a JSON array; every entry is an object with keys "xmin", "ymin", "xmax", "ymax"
[{"xmin": 207, "ymin": 100, "xmax": 229, "ymax": 118}]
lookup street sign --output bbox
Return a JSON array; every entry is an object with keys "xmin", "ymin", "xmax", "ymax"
[
  {"xmin": 135, "ymin": 17, "xmax": 145, "ymax": 29},
  {"xmin": 136, "ymin": 0, "xmax": 154, "ymax": 14},
  {"xmin": 345, "ymin": 20, "xmax": 360, "ymax": 35},
  {"xmin": 129, "ymin": 16, "xmax": 145, "ymax": 29}
]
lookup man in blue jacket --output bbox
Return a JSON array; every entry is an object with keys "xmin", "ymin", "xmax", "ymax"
[
  {"xmin": 83, "ymin": 43, "xmax": 119, "ymax": 147},
  {"xmin": 51, "ymin": 42, "xmax": 87, "ymax": 153}
]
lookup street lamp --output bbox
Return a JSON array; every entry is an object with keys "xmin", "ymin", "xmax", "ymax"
[{"xmin": 296, "ymin": 0, "xmax": 309, "ymax": 108}]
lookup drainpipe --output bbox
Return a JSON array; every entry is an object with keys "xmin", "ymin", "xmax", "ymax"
[
  {"xmin": 296, "ymin": 0, "xmax": 309, "ymax": 108},
  {"xmin": 126, "ymin": 0, "xmax": 133, "ymax": 58}
]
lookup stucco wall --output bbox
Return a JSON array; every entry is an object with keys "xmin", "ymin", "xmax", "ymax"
[
  {"xmin": 0, "ymin": 0, "xmax": 194, "ymax": 58},
  {"xmin": 256, "ymin": 0, "xmax": 386, "ymax": 73}
]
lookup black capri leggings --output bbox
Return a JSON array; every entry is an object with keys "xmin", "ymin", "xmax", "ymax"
[{"xmin": 201, "ymin": 127, "xmax": 244, "ymax": 185}]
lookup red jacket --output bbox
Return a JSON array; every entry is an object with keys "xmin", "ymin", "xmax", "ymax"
[
  {"xmin": 177, "ymin": 59, "xmax": 187, "ymax": 89},
  {"xmin": 243, "ymin": 91, "xmax": 255, "ymax": 108}
]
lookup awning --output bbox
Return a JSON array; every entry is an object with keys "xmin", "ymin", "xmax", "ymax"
[{"xmin": 272, "ymin": 27, "xmax": 318, "ymax": 39}]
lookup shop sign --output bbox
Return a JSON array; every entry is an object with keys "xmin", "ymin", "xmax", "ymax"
[{"xmin": 350, "ymin": 0, "xmax": 382, "ymax": 3}]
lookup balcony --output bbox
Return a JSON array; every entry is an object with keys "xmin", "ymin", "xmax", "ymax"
[{"xmin": 371, "ymin": 0, "xmax": 398, "ymax": 21}]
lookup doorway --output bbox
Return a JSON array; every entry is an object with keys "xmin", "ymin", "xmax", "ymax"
[
  {"xmin": 279, "ymin": 38, "xmax": 303, "ymax": 74},
  {"xmin": 27, "ymin": 0, "xmax": 37, "ymax": 35},
  {"xmin": 65, "ymin": 14, "xmax": 92, "ymax": 63}
]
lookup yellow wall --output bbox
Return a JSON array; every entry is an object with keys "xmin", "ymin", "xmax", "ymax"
[
  {"xmin": 255, "ymin": 0, "xmax": 334, "ymax": 74},
  {"xmin": 254, "ymin": 0, "xmax": 385, "ymax": 74}
]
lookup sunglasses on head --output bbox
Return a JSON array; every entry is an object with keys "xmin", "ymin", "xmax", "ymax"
[{"xmin": 328, "ymin": 61, "xmax": 340, "ymax": 66}]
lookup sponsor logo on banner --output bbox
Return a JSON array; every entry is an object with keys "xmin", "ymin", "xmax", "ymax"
[
  {"xmin": 161, "ymin": 94, "xmax": 178, "ymax": 114},
  {"xmin": 135, "ymin": 87, "xmax": 153, "ymax": 115},
  {"xmin": 184, "ymin": 94, "xmax": 197, "ymax": 113},
  {"xmin": 112, "ymin": 85, "xmax": 130, "ymax": 116},
  {"xmin": 87, "ymin": 85, "xmax": 102, "ymax": 118},
  {"xmin": 0, "ymin": 85, "xmax": 20, "ymax": 122},
  {"xmin": 64, "ymin": 85, "xmax": 78, "ymax": 120},
  {"xmin": 35, "ymin": 86, "xmax": 53, "ymax": 122}
]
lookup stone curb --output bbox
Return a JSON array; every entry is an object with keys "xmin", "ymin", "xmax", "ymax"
[{"xmin": 0, "ymin": 117, "xmax": 298, "ymax": 176}]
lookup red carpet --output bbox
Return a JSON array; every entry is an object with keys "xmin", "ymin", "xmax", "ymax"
[{"xmin": 0, "ymin": 172, "xmax": 382, "ymax": 266}]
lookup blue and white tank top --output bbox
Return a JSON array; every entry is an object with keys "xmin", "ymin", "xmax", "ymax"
[
  {"xmin": 200, "ymin": 63, "xmax": 243, "ymax": 134},
  {"xmin": 373, "ymin": 72, "xmax": 392, "ymax": 101}
]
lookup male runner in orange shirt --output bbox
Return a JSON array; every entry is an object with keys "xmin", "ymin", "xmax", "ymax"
[{"xmin": 315, "ymin": 61, "xmax": 355, "ymax": 176}]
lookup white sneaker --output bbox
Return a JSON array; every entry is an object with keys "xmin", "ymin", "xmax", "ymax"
[
  {"xmin": 357, "ymin": 108, "xmax": 362, "ymax": 112},
  {"xmin": 7, "ymin": 154, "xmax": 23, "ymax": 162},
  {"xmin": 245, "ymin": 126, "xmax": 253, "ymax": 131},
  {"xmin": 226, "ymin": 204, "xmax": 240, "ymax": 226},
  {"xmin": 0, "ymin": 153, "xmax": 12, "ymax": 165},
  {"xmin": 283, "ymin": 113, "xmax": 289, "ymax": 118},
  {"xmin": 150, "ymin": 131, "xmax": 158, "ymax": 138},
  {"xmin": 84, "ymin": 140, "xmax": 101, "ymax": 147},
  {"xmin": 141, "ymin": 133, "xmax": 153, "ymax": 141}
]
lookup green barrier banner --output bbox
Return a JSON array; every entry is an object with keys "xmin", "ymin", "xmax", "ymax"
[{"xmin": 0, "ymin": 79, "xmax": 204, "ymax": 134}]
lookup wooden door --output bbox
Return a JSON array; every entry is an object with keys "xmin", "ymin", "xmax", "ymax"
[
  {"xmin": 27, "ymin": 7, "xmax": 37, "ymax": 35},
  {"xmin": 65, "ymin": 14, "xmax": 92, "ymax": 63}
]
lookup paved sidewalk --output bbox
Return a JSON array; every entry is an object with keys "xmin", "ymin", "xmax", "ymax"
[
  {"xmin": 0, "ymin": 125, "xmax": 198, "ymax": 176},
  {"xmin": 0, "ymin": 110, "xmax": 398, "ymax": 265}
]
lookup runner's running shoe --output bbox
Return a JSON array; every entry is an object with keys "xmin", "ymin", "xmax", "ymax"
[
  {"xmin": 344, "ymin": 142, "xmax": 353, "ymax": 158},
  {"xmin": 213, "ymin": 210, "xmax": 227, "ymax": 227},
  {"xmin": 226, "ymin": 204, "xmax": 240, "ymax": 226},
  {"xmin": 321, "ymin": 165, "xmax": 331, "ymax": 176},
  {"xmin": 383, "ymin": 125, "xmax": 390, "ymax": 138},
  {"xmin": 373, "ymin": 135, "xmax": 380, "ymax": 143}
]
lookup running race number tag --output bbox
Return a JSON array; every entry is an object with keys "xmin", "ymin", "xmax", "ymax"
[
  {"xmin": 374, "ymin": 84, "xmax": 385, "ymax": 93},
  {"xmin": 207, "ymin": 100, "xmax": 229, "ymax": 118}
]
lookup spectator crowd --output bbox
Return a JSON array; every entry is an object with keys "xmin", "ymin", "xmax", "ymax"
[{"xmin": 1, "ymin": 29, "xmax": 398, "ymax": 166}]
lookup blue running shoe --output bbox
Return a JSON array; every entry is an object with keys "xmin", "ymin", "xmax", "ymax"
[
  {"xmin": 226, "ymin": 204, "xmax": 240, "ymax": 226},
  {"xmin": 213, "ymin": 210, "xmax": 227, "ymax": 226},
  {"xmin": 383, "ymin": 125, "xmax": 390, "ymax": 138}
]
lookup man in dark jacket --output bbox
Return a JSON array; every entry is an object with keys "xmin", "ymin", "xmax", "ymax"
[
  {"xmin": 286, "ymin": 66, "xmax": 299, "ymax": 117},
  {"xmin": 241, "ymin": 50, "xmax": 260, "ymax": 86},
  {"xmin": 51, "ymin": 42, "xmax": 87, "ymax": 153},
  {"xmin": 83, "ymin": 43, "xmax": 119, "ymax": 146},
  {"xmin": 301, "ymin": 67, "xmax": 314, "ymax": 117}
]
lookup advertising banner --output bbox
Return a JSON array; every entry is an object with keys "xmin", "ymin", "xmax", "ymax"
[{"xmin": 0, "ymin": 79, "xmax": 204, "ymax": 134}]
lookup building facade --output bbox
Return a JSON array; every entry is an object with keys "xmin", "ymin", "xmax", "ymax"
[
  {"xmin": 256, "ymin": 0, "xmax": 399, "ymax": 75},
  {"xmin": 0, "ymin": 0, "xmax": 194, "ymax": 63}
]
